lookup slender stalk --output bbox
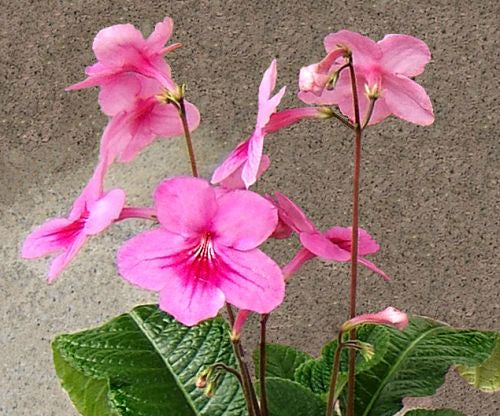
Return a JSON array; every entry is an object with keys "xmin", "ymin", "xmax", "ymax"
[
  {"xmin": 212, "ymin": 363, "xmax": 244, "ymax": 387},
  {"xmin": 178, "ymin": 97, "xmax": 199, "ymax": 177},
  {"xmin": 225, "ymin": 303, "xmax": 236, "ymax": 326},
  {"xmin": 362, "ymin": 97, "xmax": 377, "ymax": 129},
  {"xmin": 332, "ymin": 110, "xmax": 355, "ymax": 130},
  {"xmin": 259, "ymin": 314, "xmax": 270, "ymax": 416},
  {"xmin": 326, "ymin": 331, "xmax": 344, "ymax": 416},
  {"xmin": 346, "ymin": 58, "xmax": 363, "ymax": 416},
  {"xmin": 232, "ymin": 338, "xmax": 260, "ymax": 416}
]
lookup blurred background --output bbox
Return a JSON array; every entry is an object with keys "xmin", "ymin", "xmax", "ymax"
[{"xmin": 1, "ymin": 1, "xmax": 498, "ymax": 414}]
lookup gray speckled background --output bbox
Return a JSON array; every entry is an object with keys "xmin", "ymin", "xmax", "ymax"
[{"xmin": 1, "ymin": 0, "xmax": 499, "ymax": 415}]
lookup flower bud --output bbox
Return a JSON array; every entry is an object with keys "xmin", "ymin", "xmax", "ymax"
[{"xmin": 341, "ymin": 307, "xmax": 409, "ymax": 333}]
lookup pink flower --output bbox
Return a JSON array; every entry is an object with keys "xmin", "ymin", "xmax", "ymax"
[
  {"xmin": 98, "ymin": 74, "xmax": 200, "ymax": 164},
  {"xmin": 212, "ymin": 61, "xmax": 331, "ymax": 189},
  {"xmin": 341, "ymin": 307, "xmax": 409, "ymax": 332},
  {"xmin": 117, "ymin": 177, "xmax": 285, "ymax": 326},
  {"xmin": 211, "ymin": 60, "xmax": 285, "ymax": 189},
  {"xmin": 232, "ymin": 309, "xmax": 252, "ymax": 340},
  {"xmin": 22, "ymin": 166, "xmax": 125, "ymax": 282},
  {"xmin": 67, "ymin": 17, "xmax": 180, "ymax": 92},
  {"xmin": 272, "ymin": 192, "xmax": 389, "ymax": 281},
  {"xmin": 299, "ymin": 31, "xmax": 434, "ymax": 126}
]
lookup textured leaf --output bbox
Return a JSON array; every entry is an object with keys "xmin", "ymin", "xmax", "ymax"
[
  {"xmin": 52, "ymin": 345, "xmax": 119, "ymax": 416},
  {"xmin": 404, "ymin": 409, "xmax": 465, "ymax": 416},
  {"xmin": 345, "ymin": 316, "xmax": 497, "ymax": 416},
  {"xmin": 266, "ymin": 377, "xmax": 326, "ymax": 416},
  {"xmin": 52, "ymin": 304, "xmax": 245, "ymax": 416},
  {"xmin": 253, "ymin": 343, "xmax": 312, "ymax": 380},
  {"xmin": 456, "ymin": 336, "xmax": 500, "ymax": 392},
  {"xmin": 294, "ymin": 324, "xmax": 390, "ymax": 396}
]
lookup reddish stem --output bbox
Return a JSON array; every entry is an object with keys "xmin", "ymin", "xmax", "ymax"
[{"xmin": 347, "ymin": 58, "xmax": 362, "ymax": 416}]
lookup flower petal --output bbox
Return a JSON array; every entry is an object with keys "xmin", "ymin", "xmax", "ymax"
[
  {"xmin": 212, "ymin": 189, "xmax": 277, "ymax": 250},
  {"xmin": 258, "ymin": 59, "xmax": 278, "ymax": 110},
  {"xmin": 214, "ymin": 247, "xmax": 285, "ymax": 314},
  {"xmin": 48, "ymin": 232, "xmax": 88, "ymax": 282},
  {"xmin": 159, "ymin": 274, "xmax": 225, "ymax": 327},
  {"xmin": 358, "ymin": 257, "xmax": 390, "ymax": 281},
  {"xmin": 117, "ymin": 228, "xmax": 196, "ymax": 291},
  {"xmin": 97, "ymin": 73, "xmax": 143, "ymax": 116},
  {"xmin": 324, "ymin": 226, "xmax": 380, "ymax": 256},
  {"xmin": 324, "ymin": 30, "xmax": 382, "ymax": 63},
  {"xmin": 93, "ymin": 23, "xmax": 146, "ymax": 65},
  {"xmin": 146, "ymin": 17, "xmax": 174, "ymax": 52},
  {"xmin": 219, "ymin": 154, "xmax": 270, "ymax": 190},
  {"xmin": 155, "ymin": 177, "xmax": 217, "ymax": 236},
  {"xmin": 241, "ymin": 130, "xmax": 264, "ymax": 188},
  {"xmin": 300, "ymin": 232, "xmax": 351, "ymax": 261},
  {"xmin": 379, "ymin": 34, "xmax": 431, "ymax": 77},
  {"xmin": 85, "ymin": 188, "xmax": 126, "ymax": 235},
  {"xmin": 211, "ymin": 138, "xmax": 250, "ymax": 185},
  {"xmin": 22, "ymin": 218, "xmax": 75, "ymax": 258},
  {"xmin": 148, "ymin": 99, "xmax": 200, "ymax": 137},
  {"xmin": 273, "ymin": 192, "xmax": 316, "ymax": 234},
  {"xmin": 382, "ymin": 73, "xmax": 434, "ymax": 125}
]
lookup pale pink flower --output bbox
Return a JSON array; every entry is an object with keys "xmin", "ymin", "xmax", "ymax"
[
  {"xmin": 98, "ymin": 74, "xmax": 200, "ymax": 164},
  {"xmin": 272, "ymin": 192, "xmax": 389, "ymax": 281},
  {"xmin": 117, "ymin": 177, "xmax": 285, "ymax": 326},
  {"xmin": 212, "ymin": 61, "xmax": 332, "ymax": 189},
  {"xmin": 67, "ymin": 17, "xmax": 180, "ymax": 92},
  {"xmin": 341, "ymin": 307, "xmax": 409, "ymax": 332},
  {"xmin": 299, "ymin": 31, "xmax": 434, "ymax": 126},
  {"xmin": 22, "ymin": 165, "xmax": 125, "ymax": 282}
]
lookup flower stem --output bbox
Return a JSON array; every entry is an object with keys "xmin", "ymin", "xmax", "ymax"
[
  {"xmin": 362, "ymin": 97, "xmax": 377, "ymax": 129},
  {"xmin": 259, "ymin": 314, "xmax": 270, "ymax": 416},
  {"xmin": 212, "ymin": 363, "xmax": 244, "ymax": 386},
  {"xmin": 326, "ymin": 331, "xmax": 344, "ymax": 416},
  {"xmin": 178, "ymin": 97, "xmax": 199, "ymax": 177},
  {"xmin": 346, "ymin": 57, "xmax": 363, "ymax": 416},
  {"xmin": 331, "ymin": 110, "xmax": 355, "ymax": 130},
  {"xmin": 232, "ymin": 338, "xmax": 260, "ymax": 416}
]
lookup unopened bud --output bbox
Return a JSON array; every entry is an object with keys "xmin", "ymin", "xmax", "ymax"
[
  {"xmin": 195, "ymin": 367, "xmax": 212, "ymax": 389},
  {"xmin": 204, "ymin": 381, "xmax": 216, "ymax": 397},
  {"xmin": 364, "ymin": 83, "xmax": 380, "ymax": 99},
  {"xmin": 357, "ymin": 341, "xmax": 375, "ymax": 361}
]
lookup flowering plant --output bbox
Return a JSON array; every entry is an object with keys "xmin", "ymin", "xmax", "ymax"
[{"xmin": 23, "ymin": 17, "xmax": 499, "ymax": 416}]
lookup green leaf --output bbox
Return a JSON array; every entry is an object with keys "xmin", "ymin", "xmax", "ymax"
[
  {"xmin": 345, "ymin": 315, "xmax": 497, "ymax": 416},
  {"xmin": 52, "ymin": 304, "xmax": 246, "ymax": 416},
  {"xmin": 404, "ymin": 409, "xmax": 465, "ymax": 416},
  {"xmin": 265, "ymin": 377, "xmax": 326, "ymax": 416},
  {"xmin": 294, "ymin": 325, "xmax": 390, "ymax": 397},
  {"xmin": 456, "ymin": 336, "xmax": 500, "ymax": 392},
  {"xmin": 52, "ymin": 344, "xmax": 119, "ymax": 416},
  {"xmin": 253, "ymin": 343, "xmax": 312, "ymax": 380}
]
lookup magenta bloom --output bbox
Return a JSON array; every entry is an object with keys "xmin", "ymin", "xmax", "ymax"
[
  {"xmin": 299, "ymin": 31, "xmax": 434, "ymax": 126},
  {"xmin": 117, "ymin": 177, "xmax": 285, "ymax": 326},
  {"xmin": 22, "ymin": 171, "xmax": 125, "ymax": 282},
  {"xmin": 67, "ymin": 17, "xmax": 180, "ymax": 92},
  {"xmin": 98, "ymin": 74, "xmax": 200, "ymax": 163},
  {"xmin": 341, "ymin": 307, "xmax": 409, "ymax": 332},
  {"xmin": 273, "ymin": 192, "xmax": 389, "ymax": 281}
]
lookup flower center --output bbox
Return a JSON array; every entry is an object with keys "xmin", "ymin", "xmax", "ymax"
[{"xmin": 194, "ymin": 232, "xmax": 215, "ymax": 262}]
